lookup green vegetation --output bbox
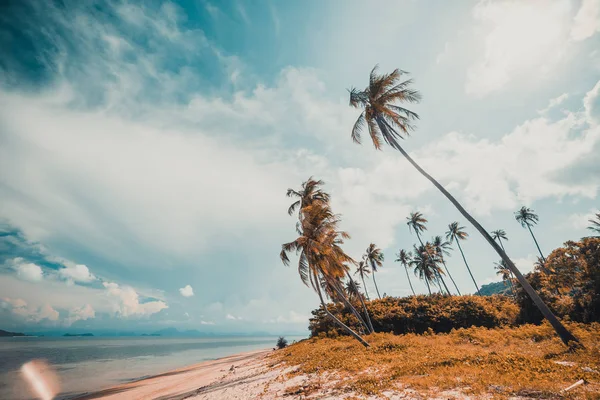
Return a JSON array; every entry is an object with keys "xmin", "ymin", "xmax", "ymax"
[{"xmin": 276, "ymin": 336, "xmax": 288, "ymax": 349}]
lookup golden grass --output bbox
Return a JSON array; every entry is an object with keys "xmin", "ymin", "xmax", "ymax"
[{"xmin": 273, "ymin": 322, "xmax": 600, "ymax": 399}]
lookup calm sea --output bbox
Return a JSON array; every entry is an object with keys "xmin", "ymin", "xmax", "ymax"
[{"xmin": 0, "ymin": 335, "xmax": 305, "ymax": 400}]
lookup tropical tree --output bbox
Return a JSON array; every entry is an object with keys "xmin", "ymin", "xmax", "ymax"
[
  {"xmin": 355, "ymin": 260, "xmax": 371, "ymax": 300},
  {"xmin": 432, "ymin": 235, "xmax": 461, "ymax": 295},
  {"xmin": 345, "ymin": 274, "xmax": 375, "ymax": 333},
  {"xmin": 286, "ymin": 177, "xmax": 330, "ymax": 218},
  {"xmin": 281, "ymin": 181, "xmax": 370, "ymax": 346},
  {"xmin": 589, "ymin": 212, "xmax": 600, "ymax": 235},
  {"xmin": 491, "ymin": 229, "xmax": 509, "ymax": 252},
  {"xmin": 395, "ymin": 249, "xmax": 415, "ymax": 296},
  {"xmin": 515, "ymin": 206, "xmax": 546, "ymax": 263},
  {"xmin": 410, "ymin": 244, "xmax": 443, "ymax": 295},
  {"xmin": 363, "ymin": 243, "xmax": 384, "ymax": 299},
  {"xmin": 348, "ymin": 65, "xmax": 580, "ymax": 346},
  {"xmin": 446, "ymin": 222, "xmax": 480, "ymax": 295},
  {"xmin": 494, "ymin": 260, "xmax": 515, "ymax": 297}
]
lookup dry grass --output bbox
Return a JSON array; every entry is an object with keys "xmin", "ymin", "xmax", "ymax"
[{"xmin": 273, "ymin": 322, "xmax": 600, "ymax": 399}]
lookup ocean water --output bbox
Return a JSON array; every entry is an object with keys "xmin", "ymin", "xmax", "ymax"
[{"xmin": 0, "ymin": 335, "xmax": 305, "ymax": 400}]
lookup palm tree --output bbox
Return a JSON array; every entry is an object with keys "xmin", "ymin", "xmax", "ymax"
[
  {"xmin": 515, "ymin": 206, "xmax": 546, "ymax": 263},
  {"xmin": 494, "ymin": 260, "xmax": 515, "ymax": 297},
  {"xmin": 363, "ymin": 243, "xmax": 384, "ymax": 299},
  {"xmin": 410, "ymin": 244, "xmax": 443, "ymax": 295},
  {"xmin": 406, "ymin": 212, "xmax": 449, "ymax": 294},
  {"xmin": 348, "ymin": 65, "xmax": 580, "ymax": 346},
  {"xmin": 355, "ymin": 260, "xmax": 371, "ymax": 300},
  {"xmin": 446, "ymin": 222, "xmax": 480, "ymax": 295},
  {"xmin": 491, "ymin": 229, "xmax": 509, "ymax": 252},
  {"xmin": 432, "ymin": 236, "xmax": 461, "ymax": 295},
  {"xmin": 395, "ymin": 249, "xmax": 415, "ymax": 296},
  {"xmin": 281, "ymin": 182, "xmax": 370, "ymax": 346},
  {"xmin": 286, "ymin": 177, "xmax": 330, "ymax": 217},
  {"xmin": 345, "ymin": 273, "xmax": 375, "ymax": 333},
  {"xmin": 588, "ymin": 212, "xmax": 600, "ymax": 235}
]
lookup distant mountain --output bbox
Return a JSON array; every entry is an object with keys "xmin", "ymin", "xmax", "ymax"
[
  {"xmin": 479, "ymin": 281, "xmax": 511, "ymax": 296},
  {"xmin": 0, "ymin": 329, "xmax": 26, "ymax": 337},
  {"xmin": 63, "ymin": 333, "xmax": 94, "ymax": 337}
]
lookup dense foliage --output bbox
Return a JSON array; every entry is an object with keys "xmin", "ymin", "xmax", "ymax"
[{"xmin": 309, "ymin": 237, "xmax": 600, "ymax": 337}]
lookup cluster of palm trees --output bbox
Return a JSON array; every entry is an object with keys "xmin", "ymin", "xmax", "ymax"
[{"xmin": 281, "ymin": 65, "xmax": 583, "ymax": 347}]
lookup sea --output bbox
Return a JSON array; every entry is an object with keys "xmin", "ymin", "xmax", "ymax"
[{"xmin": 0, "ymin": 335, "xmax": 306, "ymax": 400}]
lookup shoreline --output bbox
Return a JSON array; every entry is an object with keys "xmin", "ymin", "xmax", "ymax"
[{"xmin": 68, "ymin": 349, "xmax": 274, "ymax": 400}]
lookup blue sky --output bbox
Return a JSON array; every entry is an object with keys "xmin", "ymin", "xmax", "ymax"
[{"xmin": 0, "ymin": 0, "xmax": 599, "ymax": 334}]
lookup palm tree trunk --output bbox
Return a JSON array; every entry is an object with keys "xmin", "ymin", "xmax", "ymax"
[
  {"xmin": 442, "ymin": 259, "xmax": 461, "ymax": 295},
  {"xmin": 327, "ymin": 277, "xmax": 371, "ymax": 334},
  {"xmin": 346, "ymin": 271, "xmax": 374, "ymax": 333},
  {"xmin": 527, "ymin": 225, "xmax": 546, "ymax": 263},
  {"xmin": 314, "ymin": 272, "xmax": 370, "ymax": 347},
  {"xmin": 497, "ymin": 239, "xmax": 517, "ymax": 282},
  {"xmin": 372, "ymin": 272, "xmax": 382, "ymax": 299},
  {"xmin": 435, "ymin": 270, "xmax": 451, "ymax": 295},
  {"xmin": 390, "ymin": 143, "xmax": 581, "ymax": 347},
  {"xmin": 424, "ymin": 275, "xmax": 432, "ymax": 295},
  {"xmin": 404, "ymin": 265, "xmax": 416, "ymax": 296},
  {"xmin": 507, "ymin": 276, "xmax": 516, "ymax": 298},
  {"xmin": 455, "ymin": 240, "xmax": 481, "ymax": 295},
  {"xmin": 360, "ymin": 273, "xmax": 370, "ymax": 301}
]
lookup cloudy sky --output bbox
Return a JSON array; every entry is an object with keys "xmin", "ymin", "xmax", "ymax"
[{"xmin": 0, "ymin": 0, "xmax": 599, "ymax": 334}]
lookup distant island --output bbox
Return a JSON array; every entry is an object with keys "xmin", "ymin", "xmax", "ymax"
[
  {"xmin": 63, "ymin": 333, "xmax": 94, "ymax": 337},
  {"xmin": 0, "ymin": 329, "xmax": 26, "ymax": 337},
  {"xmin": 141, "ymin": 333, "xmax": 161, "ymax": 336}
]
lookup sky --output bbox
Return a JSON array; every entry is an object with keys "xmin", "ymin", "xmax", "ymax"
[{"xmin": 0, "ymin": 0, "xmax": 599, "ymax": 335}]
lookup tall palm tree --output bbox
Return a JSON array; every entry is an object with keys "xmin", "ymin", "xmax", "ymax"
[
  {"xmin": 406, "ymin": 212, "xmax": 449, "ymax": 294},
  {"xmin": 515, "ymin": 206, "xmax": 546, "ymax": 263},
  {"xmin": 286, "ymin": 177, "xmax": 330, "ymax": 217},
  {"xmin": 363, "ymin": 243, "xmax": 384, "ymax": 299},
  {"xmin": 410, "ymin": 244, "xmax": 443, "ymax": 295},
  {"xmin": 344, "ymin": 272, "xmax": 374, "ymax": 333},
  {"xmin": 491, "ymin": 229, "xmax": 509, "ymax": 252},
  {"xmin": 395, "ymin": 249, "xmax": 415, "ymax": 296},
  {"xmin": 446, "ymin": 222, "xmax": 480, "ymax": 295},
  {"xmin": 348, "ymin": 65, "xmax": 580, "ymax": 347},
  {"xmin": 432, "ymin": 236, "xmax": 461, "ymax": 295},
  {"xmin": 355, "ymin": 260, "xmax": 371, "ymax": 300},
  {"xmin": 588, "ymin": 212, "xmax": 600, "ymax": 235},
  {"xmin": 281, "ymin": 183, "xmax": 370, "ymax": 346},
  {"xmin": 494, "ymin": 260, "xmax": 515, "ymax": 297}
]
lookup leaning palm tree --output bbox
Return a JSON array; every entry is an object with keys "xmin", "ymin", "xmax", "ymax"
[
  {"xmin": 363, "ymin": 243, "xmax": 384, "ymax": 299},
  {"xmin": 494, "ymin": 260, "xmax": 515, "ymax": 297},
  {"xmin": 345, "ymin": 274, "xmax": 375, "ymax": 333},
  {"xmin": 395, "ymin": 249, "xmax": 415, "ymax": 296},
  {"xmin": 491, "ymin": 229, "xmax": 509, "ymax": 252},
  {"xmin": 355, "ymin": 260, "xmax": 371, "ymax": 301},
  {"xmin": 281, "ymin": 185, "xmax": 370, "ymax": 346},
  {"xmin": 432, "ymin": 236, "xmax": 461, "ymax": 295},
  {"xmin": 515, "ymin": 207, "xmax": 546, "ymax": 263},
  {"xmin": 588, "ymin": 212, "xmax": 600, "ymax": 235},
  {"xmin": 348, "ymin": 65, "xmax": 579, "ymax": 346},
  {"xmin": 446, "ymin": 222, "xmax": 480, "ymax": 295},
  {"xmin": 410, "ymin": 244, "xmax": 443, "ymax": 295}
]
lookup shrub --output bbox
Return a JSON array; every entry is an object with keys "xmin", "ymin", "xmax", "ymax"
[{"xmin": 276, "ymin": 336, "xmax": 288, "ymax": 349}]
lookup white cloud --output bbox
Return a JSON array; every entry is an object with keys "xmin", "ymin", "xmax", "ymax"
[
  {"xmin": 264, "ymin": 310, "xmax": 309, "ymax": 324},
  {"xmin": 65, "ymin": 304, "xmax": 95, "ymax": 326},
  {"xmin": 179, "ymin": 284, "xmax": 194, "ymax": 297},
  {"xmin": 1, "ymin": 297, "xmax": 59, "ymax": 323},
  {"xmin": 571, "ymin": 0, "xmax": 600, "ymax": 41},
  {"xmin": 13, "ymin": 261, "xmax": 44, "ymax": 282},
  {"xmin": 200, "ymin": 320, "xmax": 215, "ymax": 325},
  {"xmin": 58, "ymin": 264, "xmax": 96, "ymax": 284},
  {"xmin": 225, "ymin": 313, "xmax": 242, "ymax": 320},
  {"xmin": 103, "ymin": 282, "xmax": 168, "ymax": 317},
  {"xmin": 584, "ymin": 79, "xmax": 600, "ymax": 125},
  {"xmin": 538, "ymin": 93, "xmax": 569, "ymax": 114},
  {"xmin": 466, "ymin": 0, "xmax": 572, "ymax": 96}
]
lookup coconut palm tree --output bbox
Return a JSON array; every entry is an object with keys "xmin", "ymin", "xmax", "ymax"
[
  {"xmin": 588, "ymin": 212, "xmax": 600, "ymax": 235},
  {"xmin": 432, "ymin": 235, "xmax": 461, "ymax": 295},
  {"xmin": 446, "ymin": 222, "xmax": 480, "ymax": 295},
  {"xmin": 515, "ymin": 206, "xmax": 546, "ymax": 263},
  {"xmin": 491, "ymin": 229, "xmax": 509, "ymax": 252},
  {"xmin": 355, "ymin": 260, "xmax": 371, "ymax": 301},
  {"xmin": 286, "ymin": 177, "xmax": 330, "ymax": 218},
  {"xmin": 363, "ymin": 243, "xmax": 384, "ymax": 299},
  {"xmin": 281, "ymin": 184, "xmax": 370, "ymax": 346},
  {"xmin": 348, "ymin": 65, "xmax": 580, "ymax": 347},
  {"xmin": 410, "ymin": 244, "xmax": 443, "ymax": 295},
  {"xmin": 395, "ymin": 249, "xmax": 415, "ymax": 296},
  {"xmin": 344, "ymin": 272, "xmax": 374, "ymax": 333},
  {"xmin": 494, "ymin": 260, "xmax": 515, "ymax": 297}
]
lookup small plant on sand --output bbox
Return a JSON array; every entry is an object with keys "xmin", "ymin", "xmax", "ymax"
[{"xmin": 276, "ymin": 336, "xmax": 288, "ymax": 349}]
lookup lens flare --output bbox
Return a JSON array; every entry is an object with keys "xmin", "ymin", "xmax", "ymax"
[{"xmin": 21, "ymin": 360, "xmax": 60, "ymax": 400}]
